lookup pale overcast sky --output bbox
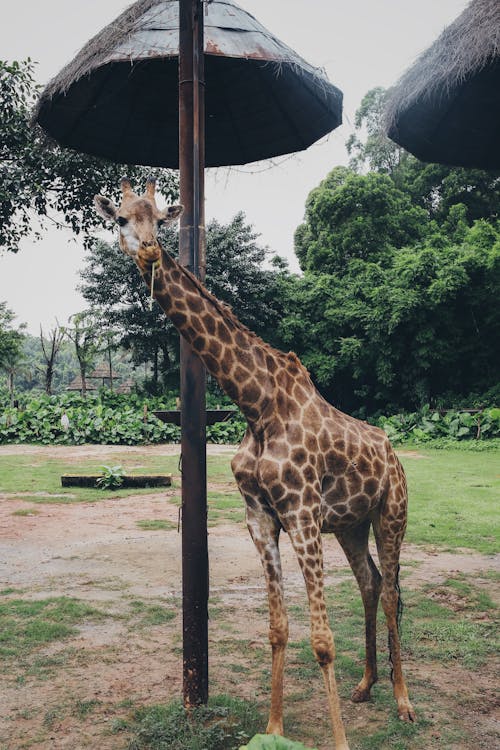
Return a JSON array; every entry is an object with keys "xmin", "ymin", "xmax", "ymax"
[{"xmin": 1, "ymin": 0, "xmax": 469, "ymax": 333}]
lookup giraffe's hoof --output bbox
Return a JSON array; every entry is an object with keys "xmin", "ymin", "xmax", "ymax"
[
  {"xmin": 265, "ymin": 723, "xmax": 284, "ymax": 736},
  {"xmin": 398, "ymin": 702, "xmax": 416, "ymax": 722},
  {"xmin": 351, "ymin": 685, "xmax": 372, "ymax": 703}
]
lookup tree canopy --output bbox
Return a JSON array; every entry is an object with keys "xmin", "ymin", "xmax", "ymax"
[
  {"xmin": 285, "ymin": 87, "xmax": 500, "ymax": 414},
  {"xmin": 0, "ymin": 59, "xmax": 178, "ymax": 253}
]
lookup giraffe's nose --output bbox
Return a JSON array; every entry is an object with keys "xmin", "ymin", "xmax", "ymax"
[{"xmin": 141, "ymin": 240, "xmax": 158, "ymax": 250}]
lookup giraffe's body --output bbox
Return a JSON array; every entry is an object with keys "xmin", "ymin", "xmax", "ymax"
[{"xmin": 94, "ymin": 179, "xmax": 415, "ymax": 750}]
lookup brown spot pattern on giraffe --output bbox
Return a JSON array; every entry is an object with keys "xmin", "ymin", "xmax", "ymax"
[{"xmin": 98, "ymin": 179, "xmax": 415, "ymax": 749}]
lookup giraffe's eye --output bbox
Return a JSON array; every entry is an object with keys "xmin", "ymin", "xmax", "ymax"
[{"xmin": 117, "ymin": 216, "xmax": 128, "ymax": 227}]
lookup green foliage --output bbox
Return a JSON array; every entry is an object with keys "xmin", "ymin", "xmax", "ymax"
[
  {"xmin": 95, "ymin": 464, "xmax": 125, "ymax": 490},
  {"xmin": 127, "ymin": 696, "xmax": 262, "ymax": 750},
  {"xmin": 295, "ymin": 168, "xmax": 427, "ymax": 274},
  {"xmin": 0, "ymin": 59, "xmax": 178, "ymax": 253},
  {"xmin": 282, "ymin": 219, "xmax": 500, "ymax": 413},
  {"xmin": 0, "ymin": 390, "xmax": 246, "ymax": 445},
  {"xmin": 240, "ymin": 736, "xmax": 317, "ymax": 750},
  {"xmin": 0, "ymin": 596, "xmax": 104, "ymax": 657},
  {"xmin": 289, "ymin": 86, "xmax": 500, "ymax": 414},
  {"xmin": 0, "ymin": 302, "xmax": 25, "ymax": 370},
  {"xmin": 377, "ymin": 407, "xmax": 500, "ymax": 444}
]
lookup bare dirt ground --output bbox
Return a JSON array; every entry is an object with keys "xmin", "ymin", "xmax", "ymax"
[{"xmin": 0, "ymin": 444, "xmax": 498, "ymax": 750}]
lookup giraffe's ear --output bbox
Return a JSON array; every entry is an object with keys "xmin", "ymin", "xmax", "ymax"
[
  {"xmin": 94, "ymin": 195, "xmax": 118, "ymax": 223},
  {"xmin": 159, "ymin": 204, "xmax": 184, "ymax": 223}
]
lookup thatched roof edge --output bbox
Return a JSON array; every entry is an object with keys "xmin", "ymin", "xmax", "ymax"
[
  {"xmin": 384, "ymin": 0, "xmax": 500, "ymax": 132},
  {"xmin": 34, "ymin": 0, "xmax": 336, "ymax": 124},
  {"xmin": 34, "ymin": 0, "xmax": 161, "ymax": 118}
]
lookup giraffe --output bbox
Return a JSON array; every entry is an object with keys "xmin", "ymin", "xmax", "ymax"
[{"xmin": 94, "ymin": 177, "xmax": 415, "ymax": 750}]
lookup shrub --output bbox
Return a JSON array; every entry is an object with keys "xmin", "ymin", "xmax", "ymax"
[
  {"xmin": 240, "ymin": 736, "xmax": 318, "ymax": 750},
  {"xmin": 376, "ymin": 406, "xmax": 500, "ymax": 444}
]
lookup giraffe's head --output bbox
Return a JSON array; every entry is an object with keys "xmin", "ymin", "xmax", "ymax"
[{"xmin": 94, "ymin": 177, "xmax": 183, "ymax": 259}]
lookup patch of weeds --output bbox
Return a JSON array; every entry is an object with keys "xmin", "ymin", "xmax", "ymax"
[
  {"xmin": 118, "ymin": 698, "xmax": 136, "ymax": 709},
  {"xmin": 128, "ymin": 599, "xmax": 176, "ymax": 628},
  {"xmin": 137, "ymin": 519, "xmax": 176, "ymax": 531},
  {"xmin": 18, "ymin": 707, "xmax": 37, "ymax": 720},
  {"xmin": 228, "ymin": 663, "xmax": 250, "ymax": 674},
  {"xmin": 112, "ymin": 717, "xmax": 131, "ymax": 733},
  {"xmin": 73, "ymin": 698, "xmax": 102, "ymax": 719},
  {"xmin": 402, "ymin": 589, "xmax": 497, "ymax": 668},
  {"xmin": 95, "ymin": 464, "xmax": 124, "ymax": 490},
  {"xmin": 44, "ymin": 706, "xmax": 65, "ymax": 728},
  {"xmin": 0, "ymin": 597, "xmax": 105, "ymax": 658},
  {"xmin": 207, "ymin": 491, "xmax": 245, "ymax": 525},
  {"xmin": 288, "ymin": 605, "xmax": 308, "ymax": 622},
  {"xmin": 127, "ymin": 695, "xmax": 262, "ymax": 750},
  {"xmin": 12, "ymin": 508, "xmax": 39, "ymax": 516},
  {"xmin": 213, "ymin": 638, "xmax": 254, "ymax": 657},
  {"xmin": 27, "ymin": 651, "xmax": 74, "ymax": 680},
  {"xmin": 480, "ymin": 569, "xmax": 500, "ymax": 582},
  {"xmin": 443, "ymin": 576, "xmax": 496, "ymax": 611},
  {"xmin": 351, "ymin": 709, "xmax": 429, "ymax": 750},
  {"xmin": 0, "ymin": 588, "xmax": 23, "ymax": 596}
]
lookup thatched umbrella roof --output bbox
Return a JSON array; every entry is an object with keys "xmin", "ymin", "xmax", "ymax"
[
  {"xmin": 34, "ymin": 0, "xmax": 342, "ymax": 167},
  {"xmin": 66, "ymin": 377, "xmax": 98, "ymax": 392},
  {"xmin": 88, "ymin": 366, "xmax": 119, "ymax": 380},
  {"xmin": 384, "ymin": 0, "xmax": 500, "ymax": 169}
]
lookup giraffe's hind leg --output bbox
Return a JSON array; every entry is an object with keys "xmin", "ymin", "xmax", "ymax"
[
  {"xmin": 246, "ymin": 501, "xmax": 288, "ymax": 736},
  {"xmin": 336, "ymin": 519, "xmax": 381, "ymax": 703},
  {"xmin": 372, "ymin": 467, "xmax": 416, "ymax": 722}
]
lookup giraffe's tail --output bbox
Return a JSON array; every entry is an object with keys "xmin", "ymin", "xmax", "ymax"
[{"xmin": 388, "ymin": 563, "xmax": 404, "ymax": 684}]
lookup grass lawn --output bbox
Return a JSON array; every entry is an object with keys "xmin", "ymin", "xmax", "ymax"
[
  {"xmin": 399, "ymin": 448, "xmax": 499, "ymax": 554},
  {"xmin": 0, "ymin": 444, "xmax": 497, "ymax": 552},
  {"xmin": 1, "ymin": 442, "xmax": 498, "ymax": 750}
]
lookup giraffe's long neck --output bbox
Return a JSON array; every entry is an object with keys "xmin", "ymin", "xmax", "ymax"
[{"xmin": 138, "ymin": 247, "xmax": 278, "ymax": 427}]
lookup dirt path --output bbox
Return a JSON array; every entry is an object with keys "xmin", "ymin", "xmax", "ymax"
[{"xmin": 0, "ymin": 444, "xmax": 498, "ymax": 749}]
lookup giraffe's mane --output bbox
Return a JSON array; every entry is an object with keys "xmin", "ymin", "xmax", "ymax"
[
  {"xmin": 164, "ymin": 246, "xmax": 313, "ymax": 380},
  {"xmin": 166, "ymin": 247, "xmax": 269, "ymax": 344}
]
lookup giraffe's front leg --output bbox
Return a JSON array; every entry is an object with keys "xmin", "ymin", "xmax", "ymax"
[
  {"xmin": 287, "ymin": 515, "xmax": 350, "ymax": 750},
  {"xmin": 246, "ymin": 501, "xmax": 288, "ymax": 736}
]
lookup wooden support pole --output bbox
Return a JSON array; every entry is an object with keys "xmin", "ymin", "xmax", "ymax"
[{"xmin": 178, "ymin": 0, "xmax": 209, "ymax": 707}]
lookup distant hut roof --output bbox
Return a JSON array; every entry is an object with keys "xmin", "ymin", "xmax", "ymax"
[
  {"xmin": 384, "ymin": 0, "xmax": 500, "ymax": 169},
  {"xmin": 88, "ymin": 366, "xmax": 119, "ymax": 380},
  {"xmin": 34, "ymin": 0, "xmax": 343, "ymax": 168},
  {"xmin": 116, "ymin": 378, "xmax": 136, "ymax": 394},
  {"xmin": 66, "ymin": 377, "xmax": 98, "ymax": 391}
]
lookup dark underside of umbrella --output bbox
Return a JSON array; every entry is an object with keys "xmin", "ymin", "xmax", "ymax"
[
  {"xmin": 387, "ymin": 58, "xmax": 500, "ymax": 169},
  {"xmin": 36, "ymin": 54, "xmax": 342, "ymax": 168}
]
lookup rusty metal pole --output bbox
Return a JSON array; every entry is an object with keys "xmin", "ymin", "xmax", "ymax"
[{"xmin": 178, "ymin": 0, "xmax": 208, "ymax": 707}]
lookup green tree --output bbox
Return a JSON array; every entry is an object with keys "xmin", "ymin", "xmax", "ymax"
[
  {"xmin": 0, "ymin": 303, "xmax": 26, "ymax": 404},
  {"xmin": 347, "ymin": 86, "xmax": 500, "ymax": 226},
  {"xmin": 295, "ymin": 167, "xmax": 428, "ymax": 274},
  {"xmin": 0, "ymin": 59, "xmax": 178, "ymax": 253},
  {"xmin": 39, "ymin": 324, "xmax": 65, "ymax": 395},
  {"xmin": 281, "ymin": 221, "xmax": 500, "ymax": 414},
  {"xmin": 62, "ymin": 312, "xmax": 103, "ymax": 397},
  {"xmin": 346, "ymin": 86, "xmax": 406, "ymax": 174}
]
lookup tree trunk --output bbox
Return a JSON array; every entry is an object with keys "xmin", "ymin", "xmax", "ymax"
[
  {"xmin": 108, "ymin": 346, "xmax": 114, "ymax": 391},
  {"xmin": 45, "ymin": 362, "xmax": 53, "ymax": 395},
  {"xmin": 80, "ymin": 364, "xmax": 87, "ymax": 398},
  {"xmin": 8, "ymin": 371, "xmax": 14, "ymax": 407},
  {"xmin": 153, "ymin": 346, "xmax": 159, "ymax": 384}
]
